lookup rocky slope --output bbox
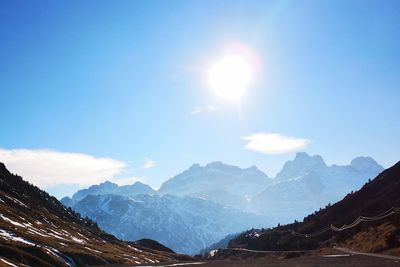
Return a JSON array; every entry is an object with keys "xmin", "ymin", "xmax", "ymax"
[{"xmin": 0, "ymin": 163, "xmax": 192, "ymax": 266}]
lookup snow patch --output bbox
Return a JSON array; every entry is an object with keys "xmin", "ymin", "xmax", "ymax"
[
  {"xmin": 0, "ymin": 229, "xmax": 36, "ymax": 246},
  {"xmin": 0, "ymin": 214, "xmax": 25, "ymax": 228},
  {"xmin": 71, "ymin": 236, "xmax": 86, "ymax": 244},
  {"xmin": 86, "ymin": 247, "xmax": 102, "ymax": 253},
  {"xmin": 27, "ymin": 228, "xmax": 49, "ymax": 238},
  {"xmin": 209, "ymin": 249, "xmax": 218, "ymax": 257}
]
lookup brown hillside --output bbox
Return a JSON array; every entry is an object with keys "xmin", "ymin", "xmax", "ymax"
[{"xmin": 0, "ymin": 163, "xmax": 193, "ymax": 266}]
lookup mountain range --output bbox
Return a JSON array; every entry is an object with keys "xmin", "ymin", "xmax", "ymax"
[
  {"xmin": 158, "ymin": 161, "xmax": 272, "ymax": 210},
  {"xmin": 61, "ymin": 152, "xmax": 384, "ymax": 254},
  {"xmin": 63, "ymin": 180, "xmax": 156, "ymax": 206},
  {"xmin": 67, "ymin": 194, "xmax": 266, "ymax": 255},
  {"xmin": 251, "ymin": 153, "xmax": 384, "ymax": 222}
]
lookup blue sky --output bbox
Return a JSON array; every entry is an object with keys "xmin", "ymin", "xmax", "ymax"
[{"xmin": 1, "ymin": 1, "xmax": 399, "ymax": 198}]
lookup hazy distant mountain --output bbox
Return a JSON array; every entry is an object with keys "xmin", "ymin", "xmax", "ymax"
[
  {"xmin": 158, "ymin": 161, "xmax": 272, "ymax": 209},
  {"xmin": 61, "ymin": 180, "xmax": 156, "ymax": 205},
  {"xmin": 251, "ymin": 153, "xmax": 384, "ymax": 223},
  {"xmin": 63, "ymin": 193, "xmax": 268, "ymax": 255},
  {"xmin": 156, "ymin": 154, "xmax": 382, "ymax": 223},
  {"xmin": 350, "ymin": 156, "xmax": 384, "ymax": 174},
  {"xmin": 228, "ymin": 161, "xmax": 400, "ymax": 254}
]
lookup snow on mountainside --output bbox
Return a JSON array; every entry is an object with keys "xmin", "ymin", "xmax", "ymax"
[
  {"xmin": 251, "ymin": 153, "xmax": 384, "ymax": 223},
  {"xmin": 158, "ymin": 161, "xmax": 272, "ymax": 209},
  {"xmin": 63, "ymin": 194, "xmax": 268, "ymax": 255}
]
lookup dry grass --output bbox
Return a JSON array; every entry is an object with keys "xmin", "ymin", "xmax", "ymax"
[{"xmin": 339, "ymin": 222, "xmax": 400, "ymax": 256}]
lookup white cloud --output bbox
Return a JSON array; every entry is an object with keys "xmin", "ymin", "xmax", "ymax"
[
  {"xmin": 242, "ymin": 133, "xmax": 310, "ymax": 154},
  {"xmin": 190, "ymin": 105, "xmax": 218, "ymax": 115},
  {"xmin": 190, "ymin": 107, "xmax": 202, "ymax": 115},
  {"xmin": 0, "ymin": 148, "xmax": 126, "ymax": 187},
  {"xmin": 142, "ymin": 158, "xmax": 155, "ymax": 169}
]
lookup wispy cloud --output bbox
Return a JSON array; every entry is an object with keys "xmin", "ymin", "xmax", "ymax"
[
  {"xmin": 0, "ymin": 148, "xmax": 126, "ymax": 187},
  {"xmin": 142, "ymin": 158, "xmax": 155, "ymax": 169},
  {"xmin": 242, "ymin": 133, "xmax": 310, "ymax": 154},
  {"xmin": 190, "ymin": 107, "xmax": 202, "ymax": 115},
  {"xmin": 190, "ymin": 105, "xmax": 218, "ymax": 115}
]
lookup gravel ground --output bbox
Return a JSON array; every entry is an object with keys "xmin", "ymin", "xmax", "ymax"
[{"xmin": 99, "ymin": 254, "xmax": 400, "ymax": 267}]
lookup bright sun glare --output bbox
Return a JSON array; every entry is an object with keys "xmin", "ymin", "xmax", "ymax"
[{"xmin": 208, "ymin": 54, "xmax": 252, "ymax": 101}]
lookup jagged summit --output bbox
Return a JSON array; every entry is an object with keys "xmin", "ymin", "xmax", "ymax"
[
  {"xmin": 252, "ymin": 153, "xmax": 384, "ymax": 223},
  {"xmin": 274, "ymin": 153, "xmax": 383, "ymax": 182},
  {"xmin": 275, "ymin": 152, "xmax": 327, "ymax": 181},
  {"xmin": 158, "ymin": 161, "xmax": 271, "ymax": 198},
  {"xmin": 295, "ymin": 151, "xmax": 313, "ymax": 159},
  {"xmin": 185, "ymin": 162, "xmax": 263, "ymax": 174},
  {"xmin": 70, "ymin": 179, "xmax": 156, "ymax": 203}
]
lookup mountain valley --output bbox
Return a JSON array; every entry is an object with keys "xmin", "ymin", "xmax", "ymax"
[{"xmin": 61, "ymin": 153, "xmax": 384, "ymax": 255}]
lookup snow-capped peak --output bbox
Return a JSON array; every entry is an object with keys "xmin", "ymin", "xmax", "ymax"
[{"xmin": 275, "ymin": 152, "xmax": 327, "ymax": 181}]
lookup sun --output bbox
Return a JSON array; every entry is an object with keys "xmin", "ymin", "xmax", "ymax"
[{"xmin": 208, "ymin": 54, "xmax": 252, "ymax": 101}]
